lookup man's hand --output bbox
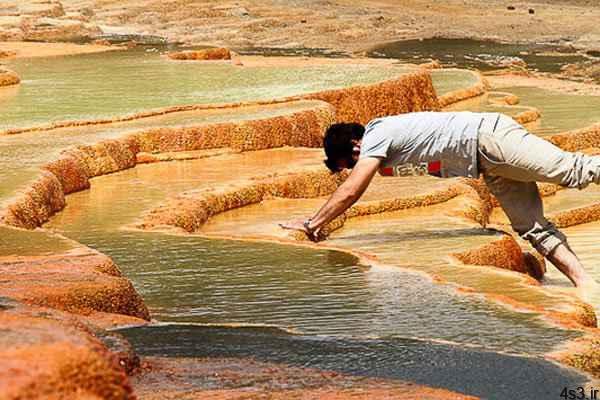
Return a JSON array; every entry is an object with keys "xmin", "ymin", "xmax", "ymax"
[{"xmin": 279, "ymin": 218, "xmax": 319, "ymax": 241}]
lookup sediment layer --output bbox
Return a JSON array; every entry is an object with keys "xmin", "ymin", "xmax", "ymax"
[
  {"xmin": 301, "ymin": 70, "xmax": 439, "ymax": 124},
  {"xmin": 2, "ymin": 69, "xmax": 441, "ymax": 229}
]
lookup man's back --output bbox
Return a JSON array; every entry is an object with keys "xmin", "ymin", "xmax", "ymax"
[{"xmin": 359, "ymin": 111, "xmax": 502, "ymax": 178}]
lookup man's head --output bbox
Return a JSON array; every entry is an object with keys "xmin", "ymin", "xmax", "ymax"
[{"xmin": 323, "ymin": 122, "xmax": 365, "ymax": 172}]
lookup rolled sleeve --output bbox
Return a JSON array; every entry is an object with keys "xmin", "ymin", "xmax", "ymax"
[{"xmin": 521, "ymin": 222, "xmax": 568, "ymax": 256}]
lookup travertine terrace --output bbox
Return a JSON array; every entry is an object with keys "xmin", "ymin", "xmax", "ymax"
[{"xmin": 4, "ymin": 45, "xmax": 600, "ymax": 397}]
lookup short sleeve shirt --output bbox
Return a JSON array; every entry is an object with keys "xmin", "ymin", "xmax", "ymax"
[{"xmin": 359, "ymin": 111, "xmax": 501, "ymax": 178}]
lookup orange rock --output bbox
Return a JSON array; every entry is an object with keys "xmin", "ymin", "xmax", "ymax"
[
  {"xmin": 168, "ymin": 48, "xmax": 232, "ymax": 61},
  {"xmin": 0, "ymin": 301, "xmax": 136, "ymax": 400},
  {"xmin": 0, "ymin": 250, "xmax": 150, "ymax": 319},
  {"xmin": 452, "ymin": 235, "xmax": 537, "ymax": 277},
  {"xmin": 513, "ymin": 108, "xmax": 541, "ymax": 125},
  {"xmin": 303, "ymin": 70, "xmax": 440, "ymax": 124},
  {"xmin": 139, "ymin": 167, "xmax": 346, "ymax": 232},
  {"xmin": 504, "ymin": 94, "xmax": 519, "ymax": 105},
  {"xmin": 3, "ymin": 171, "xmax": 66, "ymax": 229},
  {"xmin": 549, "ymin": 123, "xmax": 600, "ymax": 152},
  {"xmin": 0, "ymin": 50, "xmax": 17, "ymax": 58},
  {"xmin": 0, "ymin": 67, "xmax": 20, "ymax": 87}
]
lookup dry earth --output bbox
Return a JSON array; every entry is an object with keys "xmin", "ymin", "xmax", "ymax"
[{"xmin": 2, "ymin": 0, "xmax": 600, "ymax": 53}]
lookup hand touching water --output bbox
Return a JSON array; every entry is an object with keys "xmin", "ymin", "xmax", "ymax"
[{"xmin": 279, "ymin": 218, "xmax": 319, "ymax": 241}]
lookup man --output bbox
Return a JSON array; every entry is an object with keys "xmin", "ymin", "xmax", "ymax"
[{"xmin": 281, "ymin": 111, "xmax": 600, "ymax": 290}]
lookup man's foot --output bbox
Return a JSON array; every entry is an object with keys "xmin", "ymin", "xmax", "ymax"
[{"xmin": 575, "ymin": 277, "xmax": 600, "ymax": 303}]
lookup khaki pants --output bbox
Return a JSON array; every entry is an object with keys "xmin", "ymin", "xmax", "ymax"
[{"xmin": 478, "ymin": 114, "xmax": 600, "ymax": 256}]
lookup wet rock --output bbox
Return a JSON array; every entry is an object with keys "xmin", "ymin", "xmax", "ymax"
[
  {"xmin": 0, "ymin": 67, "xmax": 19, "ymax": 86},
  {"xmin": 21, "ymin": 17, "xmax": 102, "ymax": 42},
  {"xmin": 132, "ymin": 356, "xmax": 477, "ymax": 399},
  {"xmin": 513, "ymin": 108, "xmax": 541, "ymax": 125},
  {"xmin": 452, "ymin": 235, "xmax": 536, "ymax": 277},
  {"xmin": 94, "ymin": 330, "xmax": 141, "ymax": 374},
  {"xmin": 168, "ymin": 47, "xmax": 233, "ymax": 61},
  {"xmin": 3, "ymin": 171, "xmax": 66, "ymax": 229},
  {"xmin": 554, "ymin": 335, "xmax": 600, "ymax": 378}
]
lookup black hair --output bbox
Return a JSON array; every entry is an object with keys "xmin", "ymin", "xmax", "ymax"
[{"xmin": 323, "ymin": 122, "xmax": 365, "ymax": 172}]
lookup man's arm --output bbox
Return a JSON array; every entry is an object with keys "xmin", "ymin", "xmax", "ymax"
[{"xmin": 280, "ymin": 157, "xmax": 381, "ymax": 239}]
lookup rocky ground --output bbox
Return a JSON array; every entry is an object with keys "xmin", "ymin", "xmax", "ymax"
[{"xmin": 1, "ymin": 0, "xmax": 600, "ymax": 53}]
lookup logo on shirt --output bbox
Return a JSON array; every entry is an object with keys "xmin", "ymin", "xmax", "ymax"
[{"xmin": 379, "ymin": 161, "xmax": 442, "ymax": 177}]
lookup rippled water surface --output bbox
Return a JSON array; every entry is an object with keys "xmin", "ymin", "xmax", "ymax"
[
  {"xmin": 42, "ymin": 160, "xmax": 579, "ymax": 355},
  {"xmin": 2, "ymin": 49, "xmax": 410, "ymax": 130}
]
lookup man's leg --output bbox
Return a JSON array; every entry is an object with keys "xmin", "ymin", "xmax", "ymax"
[
  {"xmin": 482, "ymin": 173, "xmax": 593, "ymax": 287},
  {"xmin": 549, "ymin": 244, "xmax": 594, "ymax": 288},
  {"xmin": 479, "ymin": 114, "xmax": 600, "ymax": 188}
]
